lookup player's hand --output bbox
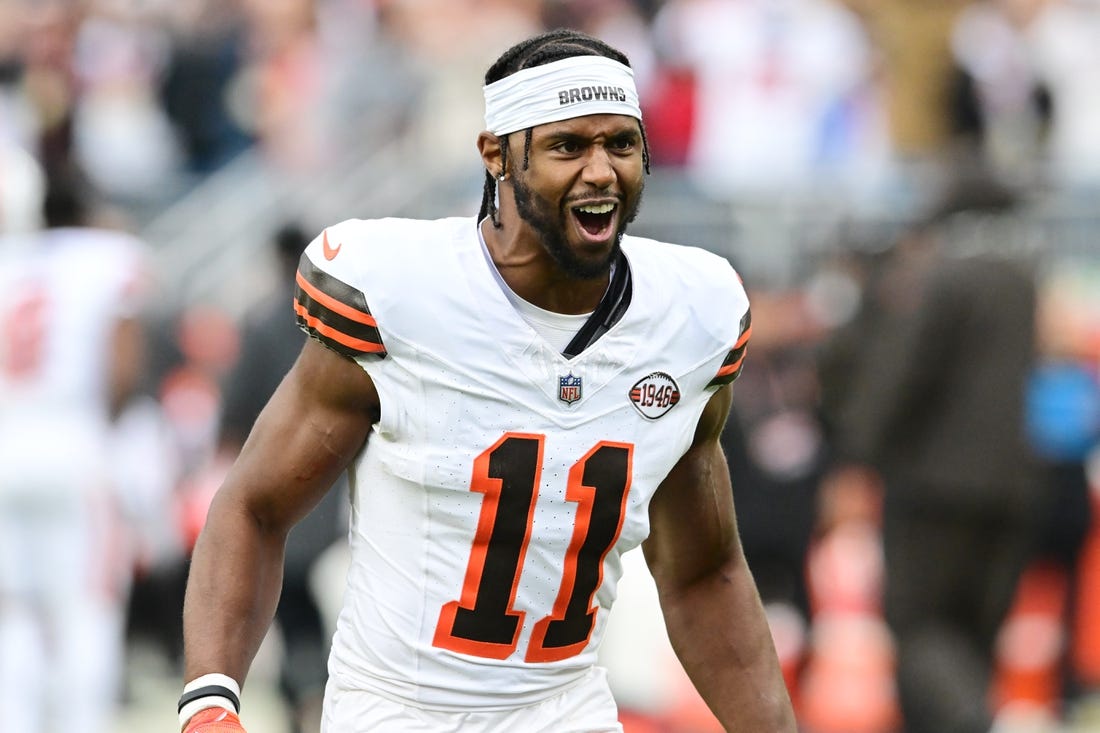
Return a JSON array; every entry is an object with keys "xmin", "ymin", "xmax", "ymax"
[{"xmin": 182, "ymin": 707, "xmax": 247, "ymax": 733}]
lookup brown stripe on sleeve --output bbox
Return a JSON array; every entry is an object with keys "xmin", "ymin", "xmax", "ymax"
[
  {"xmin": 294, "ymin": 256, "xmax": 386, "ymax": 358},
  {"xmin": 706, "ymin": 308, "xmax": 751, "ymax": 388}
]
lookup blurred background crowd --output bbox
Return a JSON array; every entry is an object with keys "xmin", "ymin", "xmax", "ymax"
[{"xmin": 2, "ymin": 0, "xmax": 1100, "ymax": 732}]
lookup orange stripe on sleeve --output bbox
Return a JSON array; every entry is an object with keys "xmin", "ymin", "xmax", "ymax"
[
  {"xmin": 734, "ymin": 324, "xmax": 753, "ymax": 349},
  {"xmin": 295, "ymin": 271, "xmax": 378, "ymax": 327},
  {"xmin": 294, "ymin": 302, "xmax": 385, "ymax": 353},
  {"xmin": 715, "ymin": 353, "xmax": 746, "ymax": 379}
]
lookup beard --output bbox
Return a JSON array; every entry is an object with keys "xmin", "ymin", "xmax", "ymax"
[{"xmin": 510, "ymin": 172, "xmax": 642, "ymax": 280}]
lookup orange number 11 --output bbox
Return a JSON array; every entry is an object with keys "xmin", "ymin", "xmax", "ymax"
[{"xmin": 433, "ymin": 433, "xmax": 633, "ymax": 663}]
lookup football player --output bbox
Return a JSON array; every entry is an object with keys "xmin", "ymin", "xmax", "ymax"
[
  {"xmin": 180, "ymin": 29, "xmax": 795, "ymax": 733},
  {"xmin": 0, "ymin": 167, "xmax": 152, "ymax": 733}
]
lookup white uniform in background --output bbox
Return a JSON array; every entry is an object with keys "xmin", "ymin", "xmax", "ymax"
[
  {"xmin": 293, "ymin": 217, "xmax": 751, "ymax": 730},
  {"xmin": 0, "ymin": 227, "xmax": 149, "ymax": 733}
]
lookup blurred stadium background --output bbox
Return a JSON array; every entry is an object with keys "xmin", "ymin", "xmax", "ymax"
[{"xmin": 2, "ymin": 0, "xmax": 1100, "ymax": 732}]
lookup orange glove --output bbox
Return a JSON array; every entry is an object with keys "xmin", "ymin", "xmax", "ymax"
[{"xmin": 182, "ymin": 707, "xmax": 247, "ymax": 733}]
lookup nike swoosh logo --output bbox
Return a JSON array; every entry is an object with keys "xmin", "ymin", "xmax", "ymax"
[{"xmin": 322, "ymin": 231, "xmax": 342, "ymax": 261}]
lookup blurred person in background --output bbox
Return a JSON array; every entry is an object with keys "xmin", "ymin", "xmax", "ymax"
[
  {"xmin": 2, "ymin": 0, "xmax": 186, "ymax": 205},
  {"xmin": 541, "ymin": 0, "xmax": 657, "ymax": 95},
  {"xmin": 379, "ymin": 0, "xmax": 544, "ymax": 185},
  {"xmin": 235, "ymin": 0, "xmax": 328, "ymax": 172},
  {"xmin": 1025, "ymin": 0, "xmax": 1100, "ymax": 191},
  {"xmin": 124, "ymin": 300, "xmax": 242, "ymax": 676},
  {"xmin": 178, "ymin": 28, "xmax": 795, "ymax": 733},
  {"xmin": 0, "ymin": 164, "xmax": 154, "ymax": 733},
  {"xmin": 946, "ymin": 0, "xmax": 1054, "ymax": 186},
  {"xmin": 215, "ymin": 221, "xmax": 347, "ymax": 733},
  {"xmin": 12, "ymin": 1, "xmax": 84, "ymax": 177},
  {"xmin": 839, "ymin": 0, "xmax": 976, "ymax": 185},
  {"xmin": 649, "ymin": 0, "xmax": 880, "ymax": 198},
  {"xmin": 819, "ymin": 172, "xmax": 1046, "ymax": 733},
  {"xmin": 159, "ymin": 0, "xmax": 254, "ymax": 177},
  {"xmin": 0, "ymin": 140, "xmax": 46, "ymax": 234},
  {"xmin": 70, "ymin": 0, "xmax": 185, "ymax": 204},
  {"xmin": 1001, "ymin": 262, "xmax": 1100, "ymax": 717}
]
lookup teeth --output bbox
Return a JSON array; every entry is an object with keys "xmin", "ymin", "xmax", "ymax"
[{"xmin": 575, "ymin": 203, "xmax": 615, "ymax": 215}]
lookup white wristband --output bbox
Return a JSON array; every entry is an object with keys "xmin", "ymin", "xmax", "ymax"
[{"xmin": 178, "ymin": 673, "xmax": 241, "ymax": 729}]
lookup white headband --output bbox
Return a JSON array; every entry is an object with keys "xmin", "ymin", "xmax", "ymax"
[{"xmin": 484, "ymin": 55, "xmax": 641, "ymax": 136}]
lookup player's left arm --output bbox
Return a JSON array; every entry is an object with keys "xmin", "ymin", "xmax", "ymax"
[
  {"xmin": 643, "ymin": 384, "xmax": 796, "ymax": 732},
  {"xmin": 107, "ymin": 314, "xmax": 146, "ymax": 420}
]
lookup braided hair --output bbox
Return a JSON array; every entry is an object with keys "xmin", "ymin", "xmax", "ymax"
[{"xmin": 478, "ymin": 29, "xmax": 651, "ymax": 227}]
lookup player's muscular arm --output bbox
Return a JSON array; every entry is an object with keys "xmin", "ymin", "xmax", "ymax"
[
  {"xmin": 643, "ymin": 385, "xmax": 796, "ymax": 732},
  {"xmin": 183, "ymin": 337, "xmax": 379, "ymax": 686}
]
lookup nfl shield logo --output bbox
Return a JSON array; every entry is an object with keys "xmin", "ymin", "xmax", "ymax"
[{"xmin": 558, "ymin": 373, "xmax": 583, "ymax": 405}]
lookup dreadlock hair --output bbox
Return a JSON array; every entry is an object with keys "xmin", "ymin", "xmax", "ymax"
[{"xmin": 478, "ymin": 29, "xmax": 651, "ymax": 228}]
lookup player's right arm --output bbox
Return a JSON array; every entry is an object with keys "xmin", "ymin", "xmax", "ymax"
[{"xmin": 180, "ymin": 337, "xmax": 378, "ymax": 728}]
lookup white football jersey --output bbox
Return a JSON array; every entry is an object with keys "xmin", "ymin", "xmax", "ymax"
[
  {"xmin": 295, "ymin": 217, "xmax": 751, "ymax": 710},
  {"xmin": 0, "ymin": 227, "xmax": 147, "ymax": 498}
]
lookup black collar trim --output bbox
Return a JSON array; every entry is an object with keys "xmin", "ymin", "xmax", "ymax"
[{"xmin": 562, "ymin": 250, "xmax": 632, "ymax": 359}]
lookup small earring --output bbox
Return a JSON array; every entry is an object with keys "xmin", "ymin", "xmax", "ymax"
[{"xmin": 497, "ymin": 171, "xmax": 507, "ymax": 181}]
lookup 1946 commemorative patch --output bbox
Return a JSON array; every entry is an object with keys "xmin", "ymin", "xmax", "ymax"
[{"xmin": 629, "ymin": 372, "xmax": 680, "ymax": 419}]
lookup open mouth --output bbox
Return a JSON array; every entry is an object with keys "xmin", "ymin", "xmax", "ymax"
[{"xmin": 572, "ymin": 202, "xmax": 617, "ymax": 238}]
